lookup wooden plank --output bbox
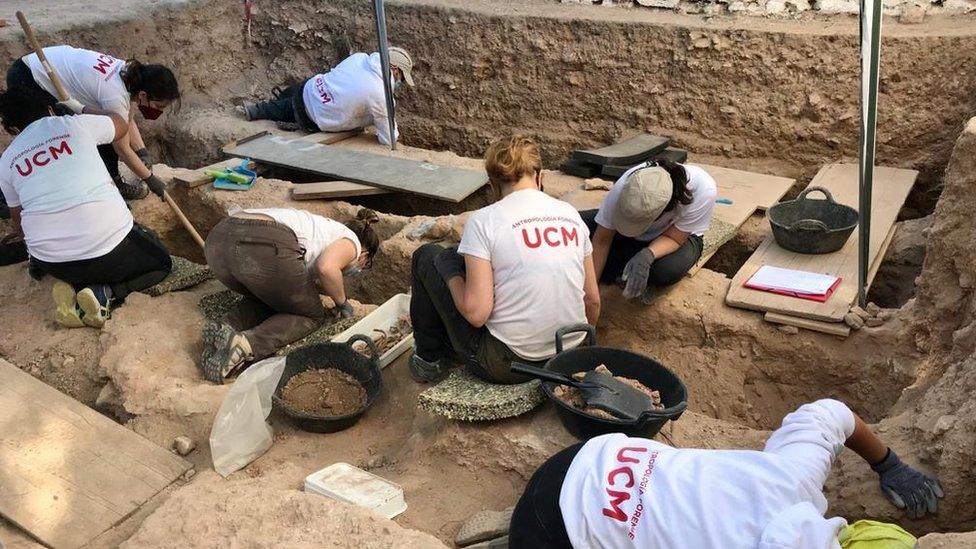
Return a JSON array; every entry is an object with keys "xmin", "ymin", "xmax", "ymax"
[
  {"xmin": 173, "ymin": 159, "xmax": 255, "ymax": 189},
  {"xmin": 764, "ymin": 312, "xmax": 852, "ymax": 337},
  {"xmin": 298, "ymin": 128, "xmax": 362, "ymax": 145},
  {"xmin": 688, "ymin": 164, "xmax": 795, "ymax": 276},
  {"xmin": 224, "ymin": 134, "xmax": 488, "ymax": 203},
  {"xmin": 291, "ymin": 180, "xmax": 391, "ymax": 200},
  {"xmin": 573, "ymin": 133, "xmax": 669, "ymax": 166},
  {"xmin": 0, "ymin": 359, "xmax": 190, "ymax": 549},
  {"xmin": 725, "ymin": 164, "xmax": 917, "ymax": 322}
]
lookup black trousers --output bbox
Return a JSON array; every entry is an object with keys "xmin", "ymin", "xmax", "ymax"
[
  {"xmin": 509, "ymin": 443, "xmax": 584, "ymax": 549},
  {"xmin": 580, "ymin": 209, "xmax": 704, "ymax": 286},
  {"xmin": 250, "ymin": 79, "xmax": 318, "ymax": 132},
  {"xmin": 33, "ymin": 224, "xmax": 172, "ymax": 300}
]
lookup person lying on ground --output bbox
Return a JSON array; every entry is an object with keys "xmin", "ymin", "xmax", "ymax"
[
  {"xmin": 200, "ymin": 207, "xmax": 380, "ymax": 383},
  {"xmin": 581, "ymin": 159, "xmax": 717, "ymax": 302},
  {"xmin": 0, "ymin": 86, "xmax": 173, "ymax": 329},
  {"xmin": 509, "ymin": 398, "xmax": 942, "ymax": 549},
  {"xmin": 237, "ymin": 47, "xmax": 415, "ymax": 146},
  {"xmin": 408, "ymin": 135, "xmax": 601, "ymax": 385},
  {"xmin": 7, "ymin": 45, "xmax": 180, "ymax": 200}
]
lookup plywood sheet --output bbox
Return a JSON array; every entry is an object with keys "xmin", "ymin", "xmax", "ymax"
[
  {"xmin": 0, "ymin": 359, "xmax": 190, "ymax": 549},
  {"xmin": 291, "ymin": 181, "xmax": 391, "ymax": 200},
  {"xmin": 726, "ymin": 164, "xmax": 917, "ymax": 322},
  {"xmin": 224, "ymin": 134, "xmax": 488, "ymax": 203},
  {"xmin": 688, "ymin": 164, "xmax": 795, "ymax": 275},
  {"xmin": 764, "ymin": 312, "xmax": 852, "ymax": 337},
  {"xmin": 572, "ymin": 133, "xmax": 669, "ymax": 166}
]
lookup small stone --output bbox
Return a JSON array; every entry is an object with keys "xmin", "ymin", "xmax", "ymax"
[
  {"xmin": 637, "ymin": 0, "xmax": 680, "ymax": 6},
  {"xmin": 172, "ymin": 436, "xmax": 196, "ymax": 456},
  {"xmin": 62, "ymin": 356, "xmax": 75, "ymax": 369},
  {"xmin": 765, "ymin": 0, "xmax": 786, "ymax": 13},
  {"xmin": 879, "ymin": 310, "xmax": 894, "ymax": 321},
  {"xmin": 865, "ymin": 316, "xmax": 885, "ymax": 327},
  {"xmin": 866, "ymin": 302, "xmax": 882, "ymax": 316},
  {"xmin": 934, "ymin": 414, "xmax": 957, "ymax": 435},
  {"xmin": 844, "ymin": 313, "xmax": 865, "ymax": 330},
  {"xmin": 850, "ymin": 306, "xmax": 871, "ymax": 321},
  {"xmin": 182, "ymin": 468, "xmax": 196, "ymax": 482},
  {"xmin": 814, "ymin": 0, "xmax": 859, "ymax": 12},
  {"xmin": 898, "ymin": 3, "xmax": 925, "ymax": 23},
  {"xmin": 584, "ymin": 178, "xmax": 612, "ymax": 191},
  {"xmin": 95, "ymin": 383, "xmax": 121, "ymax": 409},
  {"xmin": 777, "ymin": 325, "xmax": 800, "ymax": 335}
]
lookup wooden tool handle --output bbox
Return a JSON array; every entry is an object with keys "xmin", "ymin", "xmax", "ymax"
[
  {"xmin": 163, "ymin": 191, "xmax": 205, "ymax": 249},
  {"xmin": 15, "ymin": 11, "xmax": 70, "ymax": 101}
]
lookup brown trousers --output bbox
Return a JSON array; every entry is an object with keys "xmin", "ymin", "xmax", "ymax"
[{"xmin": 204, "ymin": 217, "xmax": 325, "ymax": 359}]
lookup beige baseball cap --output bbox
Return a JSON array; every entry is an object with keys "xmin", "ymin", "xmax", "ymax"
[
  {"xmin": 613, "ymin": 166, "xmax": 674, "ymax": 237},
  {"xmin": 388, "ymin": 46, "xmax": 415, "ymax": 87}
]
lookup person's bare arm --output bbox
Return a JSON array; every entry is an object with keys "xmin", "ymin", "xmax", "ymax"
[
  {"xmin": 9, "ymin": 206, "xmax": 23, "ymax": 237},
  {"xmin": 127, "ymin": 116, "xmax": 147, "ymax": 152},
  {"xmin": 446, "ymin": 255, "xmax": 493, "ymax": 327},
  {"xmin": 314, "ymin": 238, "xmax": 358, "ymax": 306},
  {"xmin": 112, "ymin": 110, "xmax": 151, "ymax": 180},
  {"xmin": 591, "ymin": 225, "xmax": 615, "ymax": 282},
  {"xmin": 647, "ymin": 225, "xmax": 689, "ymax": 260},
  {"xmin": 582, "ymin": 255, "xmax": 601, "ymax": 325},
  {"xmin": 845, "ymin": 414, "xmax": 889, "ymax": 464}
]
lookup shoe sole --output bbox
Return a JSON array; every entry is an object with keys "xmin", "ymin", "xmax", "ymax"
[
  {"xmin": 200, "ymin": 323, "xmax": 248, "ymax": 383},
  {"xmin": 408, "ymin": 356, "xmax": 450, "ymax": 384},
  {"xmin": 52, "ymin": 282, "xmax": 85, "ymax": 328},
  {"xmin": 76, "ymin": 288, "xmax": 108, "ymax": 328}
]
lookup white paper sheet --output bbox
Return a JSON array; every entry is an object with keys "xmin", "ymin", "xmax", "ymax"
[{"xmin": 747, "ymin": 265, "xmax": 839, "ymax": 296}]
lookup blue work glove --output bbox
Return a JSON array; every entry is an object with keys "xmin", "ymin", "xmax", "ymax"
[
  {"xmin": 872, "ymin": 449, "xmax": 944, "ymax": 519},
  {"xmin": 620, "ymin": 248, "xmax": 655, "ymax": 300},
  {"xmin": 434, "ymin": 245, "xmax": 465, "ymax": 282}
]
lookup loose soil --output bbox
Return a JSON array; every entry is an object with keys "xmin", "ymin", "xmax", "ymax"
[
  {"xmin": 553, "ymin": 364, "xmax": 665, "ymax": 420},
  {"xmin": 281, "ymin": 368, "xmax": 367, "ymax": 417}
]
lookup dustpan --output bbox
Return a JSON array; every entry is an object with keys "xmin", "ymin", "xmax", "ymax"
[{"xmin": 209, "ymin": 158, "xmax": 257, "ymax": 191}]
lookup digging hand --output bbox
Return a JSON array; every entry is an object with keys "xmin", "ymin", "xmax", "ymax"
[
  {"xmin": 136, "ymin": 147, "xmax": 154, "ymax": 170},
  {"xmin": 331, "ymin": 300, "xmax": 354, "ymax": 319},
  {"xmin": 872, "ymin": 449, "xmax": 944, "ymax": 519},
  {"xmin": 54, "ymin": 98, "xmax": 85, "ymax": 115},
  {"xmin": 434, "ymin": 245, "xmax": 465, "ymax": 281},
  {"xmin": 620, "ymin": 248, "xmax": 655, "ymax": 300},
  {"xmin": 143, "ymin": 174, "xmax": 167, "ymax": 200}
]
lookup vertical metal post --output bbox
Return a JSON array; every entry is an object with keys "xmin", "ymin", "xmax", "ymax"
[
  {"xmin": 374, "ymin": 0, "xmax": 397, "ymax": 151},
  {"xmin": 858, "ymin": 0, "xmax": 883, "ymax": 307}
]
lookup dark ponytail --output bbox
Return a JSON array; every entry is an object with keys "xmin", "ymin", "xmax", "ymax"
[
  {"xmin": 656, "ymin": 158, "xmax": 693, "ymax": 212},
  {"xmin": 121, "ymin": 60, "xmax": 181, "ymax": 103},
  {"xmin": 345, "ymin": 208, "xmax": 381, "ymax": 261},
  {"xmin": 0, "ymin": 86, "xmax": 53, "ymax": 133}
]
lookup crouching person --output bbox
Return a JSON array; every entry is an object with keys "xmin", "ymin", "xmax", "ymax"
[
  {"xmin": 408, "ymin": 135, "xmax": 601, "ymax": 385},
  {"xmin": 510, "ymin": 398, "xmax": 942, "ymax": 549},
  {"xmin": 200, "ymin": 207, "xmax": 379, "ymax": 383},
  {"xmin": 0, "ymin": 87, "xmax": 171, "ymax": 329}
]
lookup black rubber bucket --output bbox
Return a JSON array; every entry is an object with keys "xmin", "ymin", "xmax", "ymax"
[
  {"xmin": 768, "ymin": 186, "xmax": 859, "ymax": 254},
  {"xmin": 273, "ymin": 335, "xmax": 382, "ymax": 433},
  {"xmin": 540, "ymin": 325, "xmax": 688, "ymax": 440}
]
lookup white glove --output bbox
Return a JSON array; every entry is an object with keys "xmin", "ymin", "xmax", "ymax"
[{"xmin": 57, "ymin": 98, "xmax": 85, "ymax": 115}]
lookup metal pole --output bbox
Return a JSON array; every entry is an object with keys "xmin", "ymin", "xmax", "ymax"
[
  {"xmin": 373, "ymin": 0, "xmax": 397, "ymax": 151},
  {"xmin": 858, "ymin": 0, "xmax": 883, "ymax": 307}
]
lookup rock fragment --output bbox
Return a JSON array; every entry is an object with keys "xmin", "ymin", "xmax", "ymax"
[
  {"xmin": 173, "ymin": 436, "xmax": 197, "ymax": 456},
  {"xmin": 844, "ymin": 313, "xmax": 865, "ymax": 330}
]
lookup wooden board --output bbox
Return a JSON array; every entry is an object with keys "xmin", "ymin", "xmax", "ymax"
[
  {"xmin": 726, "ymin": 164, "xmax": 917, "ymax": 322},
  {"xmin": 298, "ymin": 128, "xmax": 362, "ymax": 145},
  {"xmin": 688, "ymin": 164, "xmax": 796, "ymax": 276},
  {"xmin": 224, "ymin": 133, "xmax": 488, "ymax": 203},
  {"xmin": 0, "ymin": 359, "xmax": 190, "ymax": 549},
  {"xmin": 291, "ymin": 180, "xmax": 391, "ymax": 200},
  {"xmin": 764, "ymin": 312, "xmax": 852, "ymax": 337},
  {"xmin": 572, "ymin": 133, "xmax": 669, "ymax": 166},
  {"xmin": 172, "ymin": 158, "xmax": 246, "ymax": 188}
]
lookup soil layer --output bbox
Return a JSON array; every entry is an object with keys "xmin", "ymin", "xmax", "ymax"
[{"xmin": 281, "ymin": 368, "xmax": 367, "ymax": 417}]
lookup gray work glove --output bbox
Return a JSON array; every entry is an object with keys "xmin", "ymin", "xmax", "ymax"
[
  {"xmin": 331, "ymin": 300, "xmax": 354, "ymax": 319},
  {"xmin": 434, "ymin": 245, "xmax": 465, "ymax": 282},
  {"xmin": 55, "ymin": 98, "xmax": 85, "ymax": 115},
  {"xmin": 620, "ymin": 248, "xmax": 655, "ymax": 300},
  {"xmin": 872, "ymin": 449, "xmax": 944, "ymax": 519},
  {"xmin": 143, "ymin": 174, "xmax": 166, "ymax": 200},
  {"xmin": 135, "ymin": 147, "xmax": 153, "ymax": 170}
]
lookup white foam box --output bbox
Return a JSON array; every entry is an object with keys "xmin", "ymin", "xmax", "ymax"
[
  {"xmin": 304, "ymin": 462, "xmax": 407, "ymax": 519},
  {"xmin": 331, "ymin": 293, "xmax": 414, "ymax": 369}
]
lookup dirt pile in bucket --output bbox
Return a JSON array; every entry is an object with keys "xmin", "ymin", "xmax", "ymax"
[
  {"xmin": 553, "ymin": 364, "xmax": 664, "ymax": 419},
  {"xmin": 282, "ymin": 369, "xmax": 367, "ymax": 417}
]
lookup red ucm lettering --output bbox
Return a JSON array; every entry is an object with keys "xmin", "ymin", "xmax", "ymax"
[
  {"xmin": 14, "ymin": 140, "xmax": 73, "ymax": 177},
  {"xmin": 521, "ymin": 226, "xmax": 580, "ymax": 249}
]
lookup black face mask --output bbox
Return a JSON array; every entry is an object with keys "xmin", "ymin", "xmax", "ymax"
[{"xmin": 138, "ymin": 104, "xmax": 164, "ymax": 120}]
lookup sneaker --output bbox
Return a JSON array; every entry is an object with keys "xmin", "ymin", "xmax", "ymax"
[
  {"xmin": 201, "ymin": 322, "xmax": 253, "ymax": 383},
  {"xmin": 52, "ymin": 281, "xmax": 85, "ymax": 328},
  {"xmin": 113, "ymin": 175, "xmax": 148, "ymax": 200},
  {"xmin": 76, "ymin": 285, "xmax": 112, "ymax": 328},
  {"xmin": 275, "ymin": 121, "xmax": 303, "ymax": 132},
  {"xmin": 236, "ymin": 101, "xmax": 259, "ymax": 121},
  {"xmin": 408, "ymin": 353, "xmax": 452, "ymax": 384}
]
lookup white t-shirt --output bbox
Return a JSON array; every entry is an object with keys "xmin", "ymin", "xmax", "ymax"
[
  {"xmin": 0, "ymin": 115, "xmax": 132, "ymax": 262},
  {"xmin": 302, "ymin": 52, "xmax": 398, "ymax": 146},
  {"xmin": 457, "ymin": 189, "xmax": 593, "ymax": 360},
  {"xmin": 595, "ymin": 163, "xmax": 717, "ymax": 241},
  {"xmin": 243, "ymin": 208, "xmax": 361, "ymax": 273},
  {"xmin": 559, "ymin": 399, "xmax": 856, "ymax": 549},
  {"xmin": 24, "ymin": 46, "xmax": 131, "ymax": 118}
]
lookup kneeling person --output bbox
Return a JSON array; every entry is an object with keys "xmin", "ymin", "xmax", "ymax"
[
  {"xmin": 0, "ymin": 87, "xmax": 172, "ymax": 328},
  {"xmin": 201, "ymin": 207, "xmax": 379, "ymax": 383},
  {"xmin": 583, "ymin": 159, "xmax": 717, "ymax": 301}
]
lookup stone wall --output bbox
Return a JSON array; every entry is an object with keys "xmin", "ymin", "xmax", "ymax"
[{"xmin": 563, "ymin": 0, "xmax": 976, "ymax": 20}]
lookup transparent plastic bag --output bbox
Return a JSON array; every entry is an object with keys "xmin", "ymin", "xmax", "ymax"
[{"xmin": 209, "ymin": 356, "xmax": 286, "ymax": 477}]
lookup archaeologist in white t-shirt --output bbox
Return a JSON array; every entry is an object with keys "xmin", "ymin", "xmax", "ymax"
[
  {"xmin": 239, "ymin": 47, "xmax": 415, "ymax": 146},
  {"xmin": 199, "ymin": 207, "xmax": 381, "ymax": 383},
  {"xmin": 580, "ymin": 159, "xmax": 717, "ymax": 301},
  {"xmin": 0, "ymin": 86, "xmax": 173, "ymax": 329},
  {"xmin": 509, "ymin": 398, "xmax": 942, "ymax": 549},
  {"xmin": 6, "ymin": 45, "xmax": 181, "ymax": 200},
  {"xmin": 408, "ymin": 135, "xmax": 602, "ymax": 384}
]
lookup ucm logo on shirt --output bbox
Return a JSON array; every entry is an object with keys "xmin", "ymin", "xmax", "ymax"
[
  {"xmin": 14, "ymin": 140, "xmax": 73, "ymax": 177},
  {"xmin": 601, "ymin": 446, "xmax": 649, "ymax": 522},
  {"xmin": 520, "ymin": 226, "xmax": 580, "ymax": 249},
  {"xmin": 92, "ymin": 53, "xmax": 117, "ymax": 75}
]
